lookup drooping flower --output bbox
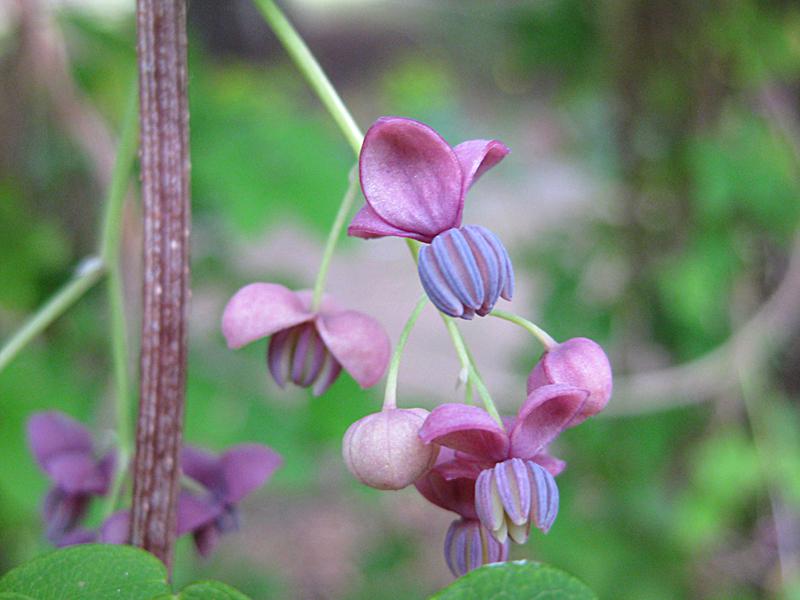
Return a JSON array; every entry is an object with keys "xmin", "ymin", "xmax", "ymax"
[
  {"xmin": 222, "ymin": 283, "xmax": 391, "ymax": 396},
  {"xmin": 178, "ymin": 443, "xmax": 282, "ymax": 557},
  {"xmin": 444, "ymin": 518, "xmax": 509, "ymax": 577},
  {"xmin": 417, "ymin": 384, "xmax": 589, "ymax": 544},
  {"xmin": 342, "ymin": 408, "xmax": 438, "ymax": 490},
  {"xmin": 527, "ymin": 337, "xmax": 613, "ymax": 425},
  {"xmin": 348, "ymin": 117, "xmax": 514, "ymax": 319},
  {"xmin": 26, "ymin": 411, "xmax": 115, "ymax": 545}
]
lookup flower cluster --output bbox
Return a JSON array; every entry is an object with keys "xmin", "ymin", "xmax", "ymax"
[{"xmin": 26, "ymin": 411, "xmax": 280, "ymax": 556}]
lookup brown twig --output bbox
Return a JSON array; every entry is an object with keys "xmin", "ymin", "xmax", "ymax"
[{"xmin": 129, "ymin": 0, "xmax": 191, "ymax": 572}]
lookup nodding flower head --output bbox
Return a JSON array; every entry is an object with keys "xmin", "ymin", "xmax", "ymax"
[
  {"xmin": 342, "ymin": 408, "xmax": 438, "ymax": 490},
  {"xmin": 348, "ymin": 117, "xmax": 514, "ymax": 319},
  {"xmin": 222, "ymin": 283, "xmax": 391, "ymax": 396},
  {"xmin": 444, "ymin": 518, "xmax": 509, "ymax": 578},
  {"xmin": 26, "ymin": 411, "xmax": 115, "ymax": 545},
  {"xmin": 527, "ymin": 337, "xmax": 612, "ymax": 425}
]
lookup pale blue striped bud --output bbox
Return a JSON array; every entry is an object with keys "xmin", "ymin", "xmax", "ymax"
[{"xmin": 444, "ymin": 518, "xmax": 509, "ymax": 577}]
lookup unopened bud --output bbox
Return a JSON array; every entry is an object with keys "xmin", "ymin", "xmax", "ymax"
[{"xmin": 343, "ymin": 408, "xmax": 438, "ymax": 490}]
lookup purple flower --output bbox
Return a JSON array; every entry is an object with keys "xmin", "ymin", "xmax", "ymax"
[
  {"xmin": 222, "ymin": 283, "xmax": 391, "ymax": 396},
  {"xmin": 26, "ymin": 411, "xmax": 114, "ymax": 545},
  {"xmin": 444, "ymin": 518, "xmax": 509, "ymax": 577},
  {"xmin": 178, "ymin": 443, "xmax": 282, "ymax": 557},
  {"xmin": 347, "ymin": 117, "xmax": 514, "ymax": 319},
  {"xmin": 417, "ymin": 384, "xmax": 588, "ymax": 544},
  {"xmin": 527, "ymin": 337, "xmax": 613, "ymax": 425}
]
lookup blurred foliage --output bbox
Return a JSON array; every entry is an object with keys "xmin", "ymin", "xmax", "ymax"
[{"xmin": 1, "ymin": 1, "xmax": 800, "ymax": 599}]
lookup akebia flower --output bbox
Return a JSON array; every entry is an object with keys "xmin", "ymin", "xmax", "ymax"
[
  {"xmin": 178, "ymin": 443, "xmax": 282, "ymax": 557},
  {"xmin": 222, "ymin": 283, "xmax": 391, "ymax": 396},
  {"xmin": 26, "ymin": 411, "xmax": 114, "ymax": 545},
  {"xmin": 417, "ymin": 384, "xmax": 589, "ymax": 545},
  {"xmin": 527, "ymin": 337, "xmax": 613, "ymax": 425},
  {"xmin": 444, "ymin": 518, "xmax": 509, "ymax": 577},
  {"xmin": 342, "ymin": 408, "xmax": 438, "ymax": 490},
  {"xmin": 347, "ymin": 117, "xmax": 515, "ymax": 319}
]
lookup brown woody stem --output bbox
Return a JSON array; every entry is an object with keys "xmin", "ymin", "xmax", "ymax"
[{"xmin": 129, "ymin": 0, "xmax": 191, "ymax": 572}]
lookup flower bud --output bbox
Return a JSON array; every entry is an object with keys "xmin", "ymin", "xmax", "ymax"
[
  {"xmin": 343, "ymin": 408, "xmax": 438, "ymax": 490},
  {"xmin": 475, "ymin": 458, "xmax": 559, "ymax": 544},
  {"xmin": 268, "ymin": 322, "xmax": 342, "ymax": 396},
  {"xmin": 418, "ymin": 225, "xmax": 513, "ymax": 320},
  {"xmin": 444, "ymin": 518, "xmax": 509, "ymax": 577},
  {"xmin": 527, "ymin": 337, "xmax": 612, "ymax": 424}
]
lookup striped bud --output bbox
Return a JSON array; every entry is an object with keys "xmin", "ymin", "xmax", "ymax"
[
  {"xmin": 444, "ymin": 518, "xmax": 509, "ymax": 577},
  {"xmin": 475, "ymin": 458, "xmax": 559, "ymax": 544},
  {"xmin": 267, "ymin": 323, "xmax": 342, "ymax": 396},
  {"xmin": 417, "ymin": 225, "xmax": 514, "ymax": 320}
]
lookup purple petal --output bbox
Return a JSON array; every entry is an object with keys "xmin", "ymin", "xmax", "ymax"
[
  {"xmin": 453, "ymin": 139, "xmax": 510, "ymax": 222},
  {"xmin": 474, "ymin": 469, "xmax": 503, "ymax": 532},
  {"xmin": 57, "ymin": 528, "xmax": 97, "ymax": 547},
  {"xmin": 27, "ymin": 412, "xmax": 93, "ymax": 472},
  {"xmin": 495, "ymin": 458, "xmax": 531, "ymax": 527},
  {"xmin": 221, "ymin": 443, "xmax": 282, "ymax": 505},
  {"xmin": 221, "ymin": 283, "xmax": 313, "ymax": 349},
  {"xmin": 181, "ymin": 445, "xmax": 223, "ymax": 493},
  {"xmin": 531, "ymin": 452, "xmax": 567, "ymax": 477},
  {"xmin": 315, "ymin": 310, "xmax": 390, "ymax": 389},
  {"xmin": 176, "ymin": 491, "xmax": 222, "ymax": 535},
  {"xmin": 43, "ymin": 487, "xmax": 90, "ymax": 542},
  {"xmin": 419, "ymin": 403, "xmax": 509, "ymax": 462},
  {"xmin": 415, "ymin": 467, "xmax": 478, "ymax": 520},
  {"xmin": 347, "ymin": 203, "xmax": 433, "ymax": 243},
  {"xmin": 311, "ymin": 353, "xmax": 343, "ymax": 397},
  {"xmin": 527, "ymin": 337, "xmax": 613, "ymax": 424},
  {"xmin": 45, "ymin": 452, "xmax": 108, "ymax": 494},
  {"xmin": 528, "ymin": 461, "xmax": 559, "ymax": 533},
  {"xmin": 509, "ymin": 384, "xmax": 588, "ymax": 459},
  {"xmin": 100, "ymin": 510, "xmax": 130, "ymax": 544},
  {"xmin": 359, "ymin": 117, "xmax": 463, "ymax": 238}
]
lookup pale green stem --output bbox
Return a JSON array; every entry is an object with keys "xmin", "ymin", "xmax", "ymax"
[
  {"xmin": 251, "ymin": 0, "xmax": 363, "ymax": 156},
  {"xmin": 311, "ymin": 166, "xmax": 359, "ymax": 311},
  {"xmin": 100, "ymin": 88, "xmax": 139, "ymax": 518},
  {"xmin": 383, "ymin": 296, "xmax": 428, "ymax": 410},
  {"xmin": 490, "ymin": 309, "xmax": 557, "ymax": 349},
  {"xmin": 0, "ymin": 260, "xmax": 105, "ymax": 372}
]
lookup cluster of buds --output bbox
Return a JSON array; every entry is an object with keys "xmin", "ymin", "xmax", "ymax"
[{"xmin": 26, "ymin": 411, "xmax": 281, "ymax": 556}]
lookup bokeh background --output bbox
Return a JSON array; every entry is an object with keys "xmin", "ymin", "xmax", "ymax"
[{"xmin": 2, "ymin": 1, "xmax": 800, "ymax": 598}]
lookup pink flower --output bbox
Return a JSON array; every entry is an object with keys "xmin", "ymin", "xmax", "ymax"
[
  {"xmin": 416, "ymin": 384, "xmax": 589, "ymax": 544},
  {"xmin": 222, "ymin": 283, "xmax": 391, "ymax": 396},
  {"xmin": 348, "ymin": 117, "xmax": 509, "ymax": 243}
]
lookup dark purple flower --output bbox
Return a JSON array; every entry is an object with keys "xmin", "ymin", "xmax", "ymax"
[
  {"xmin": 26, "ymin": 411, "xmax": 114, "ymax": 545},
  {"xmin": 527, "ymin": 337, "xmax": 613, "ymax": 425},
  {"xmin": 347, "ymin": 117, "xmax": 514, "ymax": 319},
  {"xmin": 178, "ymin": 443, "xmax": 282, "ymax": 557},
  {"xmin": 444, "ymin": 518, "xmax": 509, "ymax": 577},
  {"xmin": 222, "ymin": 284, "xmax": 391, "ymax": 396},
  {"xmin": 417, "ymin": 384, "xmax": 588, "ymax": 544}
]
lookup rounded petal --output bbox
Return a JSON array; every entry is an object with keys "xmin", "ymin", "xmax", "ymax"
[
  {"xmin": 27, "ymin": 411, "xmax": 93, "ymax": 472},
  {"xmin": 444, "ymin": 518, "xmax": 509, "ymax": 578},
  {"xmin": 419, "ymin": 403, "xmax": 509, "ymax": 462},
  {"xmin": 221, "ymin": 443, "xmax": 283, "ymax": 504},
  {"xmin": 415, "ymin": 465, "xmax": 479, "ymax": 520},
  {"xmin": 531, "ymin": 452, "xmax": 567, "ymax": 477},
  {"xmin": 45, "ymin": 452, "xmax": 108, "ymax": 494},
  {"xmin": 193, "ymin": 523, "xmax": 222, "ymax": 558},
  {"xmin": 221, "ymin": 283, "xmax": 312, "ymax": 349},
  {"xmin": 347, "ymin": 203, "xmax": 433, "ymax": 243},
  {"xmin": 316, "ymin": 310, "xmax": 390, "ymax": 388},
  {"xmin": 100, "ymin": 510, "xmax": 130, "ymax": 544},
  {"xmin": 509, "ymin": 384, "xmax": 588, "ymax": 459},
  {"xmin": 176, "ymin": 491, "xmax": 222, "ymax": 535},
  {"xmin": 57, "ymin": 528, "xmax": 97, "ymax": 547},
  {"xmin": 453, "ymin": 139, "xmax": 510, "ymax": 223},
  {"xmin": 359, "ymin": 117, "xmax": 463, "ymax": 238},
  {"xmin": 527, "ymin": 337, "xmax": 613, "ymax": 424},
  {"xmin": 181, "ymin": 445, "xmax": 223, "ymax": 493}
]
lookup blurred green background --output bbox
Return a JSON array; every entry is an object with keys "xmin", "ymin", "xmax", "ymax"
[{"xmin": 2, "ymin": 1, "xmax": 800, "ymax": 598}]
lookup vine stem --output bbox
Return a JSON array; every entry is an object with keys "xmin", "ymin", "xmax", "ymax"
[
  {"xmin": 129, "ymin": 0, "xmax": 191, "ymax": 572},
  {"xmin": 311, "ymin": 166, "xmax": 359, "ymax": 311},
  {"xmin": 490, "ymin": 309, "xmax": 557, "ymax": 349},
  {"xmin": 383, "ymin": 296, "xmax": 428, "ymax": 410},
  {"xmin": 251, "ymin": 0, "xmax": 363, "ymax": 156}
]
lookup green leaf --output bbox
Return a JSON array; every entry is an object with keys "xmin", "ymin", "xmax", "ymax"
[
  {"xmin": 153, "ymin": 580, "xmax": 252, "ymax": 600},
  {"xmin": 0, "ymin": 544, "xmax": 170, "ymax": 600},
  {"xmin": 430, "ymin": 561, "xmax": 597, "ymax": 600},
  {"xmin": 0, "ymin": 593, "xmax": 37, "ymax": 599}
]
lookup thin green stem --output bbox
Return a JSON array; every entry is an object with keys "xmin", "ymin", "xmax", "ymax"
[
  {"xmin": 311, "ymin": 166, "xmax": 359, "ymax": 311},
  {"xmin": 100, "ymin": 88, "xmax": 139, "ymax": 519},
  {"xmin": 0, "ymin": 260, "xmax": 105, "ymax": 372},
  {"xmin": 490, "ymin": 309, "xmax": 557, "ymax": 349},
  {"xmin": 383, "ymin": 296, "xmax": 428, "ymax": 410},
  {"xmin": 251, "ymin": 0, "xmax": 363, "ymax": 155}
]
